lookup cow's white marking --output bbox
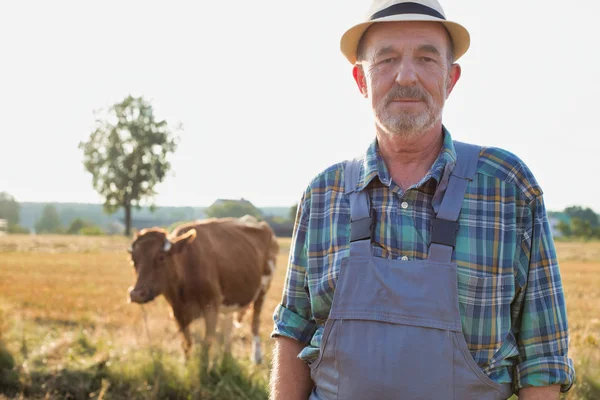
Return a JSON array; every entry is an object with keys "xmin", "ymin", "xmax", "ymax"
[
  {"xmin": 261, "ymin": 275, "xmax": 272, "ymax": 291},
  {"xmin": 260, "ymin": 260, "xmax": 276, "ymax": 291},
  {"xmin": 221, "ymin": 303, "xmax": 246, "ymax": 330},
  {"xmin": 268, "ymin": 259, "xmax": 276, "ymax": 273},
  {"xmin": 220, "ymin": 304, "xmax": 242, "ymax": 314},
  {"xmin": 252, "ymin": 335, "xmax": 263, "ymax": 364},
  {"xmin": 233, "ymin": 318, "xmax": 243, "ymax": 329}
]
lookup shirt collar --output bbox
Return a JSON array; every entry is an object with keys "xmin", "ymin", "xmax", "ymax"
[{"xmin": 354, "ymin": 126, "xmax": 457, "ymax": 193}]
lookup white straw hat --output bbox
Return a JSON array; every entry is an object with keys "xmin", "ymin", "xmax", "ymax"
[{"xmin": 340, "ymin": 0, "xmax": 470, "ymax": 64}]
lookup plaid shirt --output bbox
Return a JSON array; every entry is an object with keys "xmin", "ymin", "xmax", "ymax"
[{"xmin": 272, "ymin": 128, "xmax": 575, "ymax": 392}]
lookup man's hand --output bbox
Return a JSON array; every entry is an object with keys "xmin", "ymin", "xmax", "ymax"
[
  {"xmin": 518, "ymin": 384, "xmax": 561, "ymax": 400},
  {"xmin": 269, "ymin": 336, "xmax": 314, "ymax": 400}
]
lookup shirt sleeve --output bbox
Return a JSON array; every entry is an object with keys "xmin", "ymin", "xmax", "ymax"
[
  {"xmin": 271, "ymin": 189, "xmax": 317, "ymax": 344},
  {"xmin": 514, "ymin": 194, "xmax": 575, "ymax": 392}
]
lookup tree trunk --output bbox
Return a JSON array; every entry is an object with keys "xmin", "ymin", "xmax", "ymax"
[{"xmin": 124, "ymin": 202, "xmax": 132, "ymax": 237}]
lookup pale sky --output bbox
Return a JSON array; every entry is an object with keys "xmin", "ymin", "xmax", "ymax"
[{"xmin": 0, "ymin": 1, "xmax": 598, "ymax": 212}]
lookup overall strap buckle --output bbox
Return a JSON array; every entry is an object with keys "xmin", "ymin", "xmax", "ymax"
[{"xmin": 430, "ymin": 218, "xmax": 459, "ymax": 248}]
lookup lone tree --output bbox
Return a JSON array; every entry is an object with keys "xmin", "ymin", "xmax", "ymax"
[{"xmin": 79, "ymin": 95, "xmax": 179, "ymax": 236}]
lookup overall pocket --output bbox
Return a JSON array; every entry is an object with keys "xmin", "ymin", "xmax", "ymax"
[{"xmin": 335, "ymin": 319, "xmax": 454, "ymax": 399}]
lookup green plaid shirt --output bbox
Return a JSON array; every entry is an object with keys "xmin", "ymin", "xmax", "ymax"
[{"xmin": 272, "ymin": 128, "xmax": 575, "ymax": 392}]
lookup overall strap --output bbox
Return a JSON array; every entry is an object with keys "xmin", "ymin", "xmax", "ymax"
[
  {"xmin": 428, "ymin": 141, "xmax": 481, "ymax": 263},
  {"xmin": 345, "ymin": 159, "xmax": 372, "ymax": 256}
]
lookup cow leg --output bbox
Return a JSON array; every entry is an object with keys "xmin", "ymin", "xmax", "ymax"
[
  {"xmin": 203, "ymin": 304, "xmax": 218, "ymax": 355},
  {"xmin": 181, "ymin": 325, "xmax": 192, "ymax": 360},
  {"xmin": 233, "ymin": 307, "xmax": 247, "ymax": 329},
  {"xmin": 175, "ymin": 316, "xmax": 193, "ymax": 361},
  {"xmin": 220, "ymin": 312, "xmax": 234, "ymax": 355},
  {"xmin": 250, "ymin": 289, "xmax": 267, "ymax": 364}
]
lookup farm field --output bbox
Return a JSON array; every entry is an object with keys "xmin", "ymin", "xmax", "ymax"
[{"xmin": 0, "ymin": 235, "xmax": 599, "ymax": 399}]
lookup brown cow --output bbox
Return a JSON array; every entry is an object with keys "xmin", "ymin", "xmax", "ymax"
[{"xmin": 127, "ymin": 217, "xmax": 279, "ymax": 364}]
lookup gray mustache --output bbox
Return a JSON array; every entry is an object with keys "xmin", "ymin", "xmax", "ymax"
[{"xmin": 385, "ymin": 86, "xmax": 428, "ymax": 102}]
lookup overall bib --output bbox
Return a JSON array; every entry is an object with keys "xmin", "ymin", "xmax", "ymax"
[{"xmin": 309, "ymin": 142, "xmax": 513, "ymax": 400}]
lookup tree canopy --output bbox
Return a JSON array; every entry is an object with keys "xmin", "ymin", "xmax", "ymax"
[{"xmin": 205, "ymin": 200, "xmax": 262, "ymax": 219}]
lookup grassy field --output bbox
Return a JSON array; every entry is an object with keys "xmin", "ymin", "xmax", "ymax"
[{"xmin": 0, "ymin": 235, "xmax": 598, "ymax": 399}]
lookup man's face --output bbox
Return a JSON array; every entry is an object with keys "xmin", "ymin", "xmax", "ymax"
[{"xmin": 353, "ymin": 21, "xmax": 460, "ymax": 139}]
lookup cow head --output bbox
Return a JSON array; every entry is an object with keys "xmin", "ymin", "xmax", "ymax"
[{"xmin": 127, "ymin": 227, "xmax": 196, "ymax": 304}]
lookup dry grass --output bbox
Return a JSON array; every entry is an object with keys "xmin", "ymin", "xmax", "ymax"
[
  {"xmin": 0, "ymin": 235, "xmax": 290, "ymax": 400},
  {"xmin": 553, "ymin": 242, "xmax": 600, "ymax": 398},
  {"xmin": 0, "ymin": 235, "xmax": 598, "ymax": 399}
]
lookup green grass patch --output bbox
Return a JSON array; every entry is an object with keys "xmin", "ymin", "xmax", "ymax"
[{"xmin": 1, "ymin": 322, "xmax": 269, "ymax": 400}]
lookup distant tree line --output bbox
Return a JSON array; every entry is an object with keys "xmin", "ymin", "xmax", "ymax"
[
  {"xmin": 204, "ymin": 200, "xmax": 297, "ymax": 237},
  {"xmin": 17, "ymin": 202, "xmax": 106, "ymax": 235},
  {"xmin": 0, "ymin": 192, "xmax": 29, "ymax": 234},
  {"xmin": 0, "ymin": 193, "xmax": 113, "ymax": 235},
  {"xmin": 16, "ymin": 202, "xmax": 207, "ymax": 233},
  {"xmin": 205, "ymin": 200, "xmax": 263, "ymax": 219},
  {"xmin": 263, "ymin": 204, "xmax": 297, "ymax": 237},
  {"xmin": 555, "ymin": 206, "xmax": 600, "ymax": 240},
  {"xmin": 0, "ymin": 193, "xmax": 298, "ymax": 237}
]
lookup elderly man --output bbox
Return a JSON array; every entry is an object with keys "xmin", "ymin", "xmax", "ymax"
[{"xmin": 269, "ymin": 1, "xmax": 575, "ymax": 399}]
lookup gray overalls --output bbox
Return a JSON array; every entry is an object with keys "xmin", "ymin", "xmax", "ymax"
[{"xmin": 309, "ymin": 141, "xmax": 513, "ymax": 400}]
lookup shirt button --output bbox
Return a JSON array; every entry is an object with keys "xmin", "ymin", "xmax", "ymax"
[
  {"xmin": 401, "ymin": 256, "xmax": 409, "ymax": 261},
  {"xmin": 401, "ymin": 201, "xmax": 409, "ymax": 209}
]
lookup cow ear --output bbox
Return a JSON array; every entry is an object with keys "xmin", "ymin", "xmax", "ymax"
[{"xmin": 169, "ymin": 229, "xmax": 196, "ymax": 254}]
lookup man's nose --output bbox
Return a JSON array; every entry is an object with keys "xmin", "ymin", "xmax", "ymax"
[{"xmin": 394, "ymin": 60, "xmax": 418, "ymax": 87}]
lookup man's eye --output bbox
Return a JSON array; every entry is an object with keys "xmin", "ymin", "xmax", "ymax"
[
  {"xmin": 379, "ymin": 57, "xmax": 395, "ymax": 64},
  {"xmin": 418, "ymin": 57, "xmax": 435, "ymax": 62}
]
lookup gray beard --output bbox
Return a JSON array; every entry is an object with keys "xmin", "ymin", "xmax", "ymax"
[
  {"xmin": 374, "ymin": 85, "xmax": 443, "ymax": 139},
  {"xmin": 376, "ymin": 107, "xmax": 440, "ymax": 139}
]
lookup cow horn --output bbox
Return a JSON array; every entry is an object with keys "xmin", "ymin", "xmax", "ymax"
[{"xmin": 162, "ymin": 238, "xmax": 172, "ymax": 252}]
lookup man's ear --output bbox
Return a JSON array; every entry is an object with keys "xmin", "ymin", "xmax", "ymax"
[
  {"xmin": 353, "ymin": 64, "xmax": 369, "ymax": 98},
  {"xmin": 168, "ymin": 229, "xmax": 197, "ymax": 254},
  {"xmin": 446, "ymin": 63, "xmax": 462, "ymax": 98}
]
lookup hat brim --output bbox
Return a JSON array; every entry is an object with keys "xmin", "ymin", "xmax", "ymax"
[{"xmin": 340, "ymin": 14, "xmax": 470, "ymax": 64}]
